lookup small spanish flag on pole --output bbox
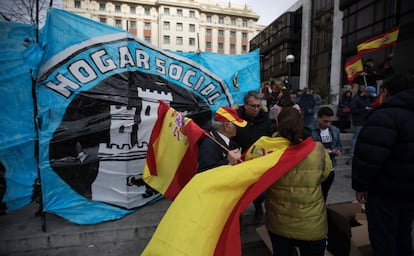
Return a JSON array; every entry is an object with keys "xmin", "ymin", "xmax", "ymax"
[
  {"xmin": 344, "ymin": 55, "xmax": 364, "ymax": 84},
  {"xmin": 357, "ymin": 25, "xmax": 400, "ymax": 55}
]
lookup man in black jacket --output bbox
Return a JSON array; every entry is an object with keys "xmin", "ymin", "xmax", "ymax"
[
  {"xmin": 233, "ymin": 91, "xmax": 276, "ymax": 153},
  {"xmin": 233, "ymin": 90, "xmax": 276, "ymax": 220},
  {"xmin": 348, "ymin": 86, "xmax": 373, "ymax": 159},
  {"xmin": 352, "ymin": 73, "xmax": 414, "ymax": 256}
]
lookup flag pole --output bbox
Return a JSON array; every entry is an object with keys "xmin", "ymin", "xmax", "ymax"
[
  {"xmin": 203, "ymin": 131, "xmax": 229, "ymax": 152},
  {"xmin": 179, "ymin": 115, "xmax": 242, "ymax": 163},
  {"xmin": 362, "ymin": 72, "xmax": 368, "ymax": 87},
  {"xmin": 202, "ymin": 131, "xmax": 243, "ymax": 163}
]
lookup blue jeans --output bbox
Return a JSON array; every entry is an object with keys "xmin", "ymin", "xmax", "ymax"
[
  {"xmin": 350, "ymin": 125, "xmax": 362, "ymax": 155},
  {"xmin": 366, "ymin": 195, "xmax": 414, "ymax": 256},
  {"xmin": 268, "ymin": 232, "xmax": 326, "ymax": 256}
]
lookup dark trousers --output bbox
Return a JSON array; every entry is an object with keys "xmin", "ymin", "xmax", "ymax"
[
  {"xmin": 253, "ymin": 192, "xmax": 265, "ymax": 207},
  {"xmin": 366, "ymin": 195, "xmax": 414, "ymax": 256},
  {"xmin": 268, "ymin": 231, "xmax": 326, "ymax": 256}
]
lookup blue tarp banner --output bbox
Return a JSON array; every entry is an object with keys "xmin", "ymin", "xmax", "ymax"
[
  {"xmin": 0, "ymin": 8, "xmax": 260, "ymax": 224},
  {"xmin": 0, "ymin": 21, "xmax": 39, "ymax": 211}
]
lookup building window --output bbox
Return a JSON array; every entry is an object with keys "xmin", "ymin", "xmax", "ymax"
[
  {"xmin": 230, "ymin": 31, "xmax": 236, "ymax": 38},
  {"xmin": 163, "ymin": 21, "xmax": 170, "ymax": 30},
  {"xmin": 230, "ymin": 44, "xmax": 236, "ymax": 51},
  {"xmin": 144, "ymin": 7, "xmax": 150, "ymax": 15},
  {"xmin": 176, "ymin": 23, "xmax": 183, "ymax": 31},
  {"xmin": 231, "ymin": 17, "xmax": 236, "ymax": 25},
  {"xmin": 206, "ymin": 15, "xmax": 212, "ymax": 23},
  {"xmin": 163, "ymin": 35, "xmax": 170, "ymax": 44},
  {"xmin": 164, "ymin": 7, "xmax": 170, "ymax": 15},
  {"xmin": 218, "ymin": 30, "xmax": 224, "ymax": 37},
  {"xmin": 206, "ymin": 28, "xmax": 212, "ymax": 36},
  {"xmin": 242, "ymin": 32, "xmax": 247, "ymax": 40},
  {"xmin": 145, "ymin": 36, "xmax": 151, "ymax": 43},
  {"xmin": 189, "ymin": 37, "xmax": 195, "ymax": 46},
  {"xmin": 189, "ymin": 24, "xmax": 195, "ymax": 32},
  {"xmin": 177, "ymin": 9, "xmax": 183, "ymax": 17},
  {"xmin": 130, "ymin": 6, "xmax": 136, "ymax": 14},
  {"xmin": 130, "ymin": 21, "xmax": 136, "ymax": 28},
  {"xmin": 115, "ymin": 19, "xmax": 122, "ymax": 29},
  {"xmin": 206, "ymin": 41, "xmax": 212, "ymax": 49},
  {"xmin": 74, "ymin": 0, "xmax": 81, "ymax": 8},
  {"xmin": 100, "ymin": 17, "xmax": 106, "ymax": 23},
  {"xmin": 242, "ymin": 19, "xmax": 247, "ymax": 27},
  {"xmin": 176, "ymin": 36, "xmax": 183, "ymax": 45},
  {"xmin": 219, "ymin": 16, "xmax": 224, "ymax": 24},
  {"xmin": 242, "ymin": 45, "xmax": 247, "ymax": 52},
  {"xmin": 189, "ymin": 10, "xmax": 195, "ymax": 18},
  {"xmin": 218, "ymin": 43, "xmax": 224, "ymax": 50},
  {"xmin": 99, "ymin": 3, "xmax": 105, "ymax": 11},
  {"xmin": 144, "ymin": 22, "xmax": 151, "ymax": 30},
  {"xmin": 115, "ymin": 4, "xmax": 121, "ymax": 13}
]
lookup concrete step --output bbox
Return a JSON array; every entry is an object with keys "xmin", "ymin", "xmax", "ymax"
[
  {"xmin": 0, "ymin": 199, "xmax": 170, "ymax": 255},
  {"xmin": 0, "ymin": 199, "xmax": 267, "ymax": 255}
]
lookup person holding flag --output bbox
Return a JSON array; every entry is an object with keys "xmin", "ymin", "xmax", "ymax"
[
  {"xmin": 354, "ymin": 58, "xmax": 380, "ymax": 87},
  {"xmin": 142, "ymin": 107, "xmax": 330, "ymax": 256},
  {"xmin": 350, "ymin": 25, "xmax": 400, "ymax": 89},
  {"xmin": 197, "ymin": 107, "xmax": 247, "ymax": 172}
]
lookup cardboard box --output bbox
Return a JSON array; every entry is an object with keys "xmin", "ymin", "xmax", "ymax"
[{"xmin": 327, "ymin": 202, "xmax": 372, "ymax": 256}]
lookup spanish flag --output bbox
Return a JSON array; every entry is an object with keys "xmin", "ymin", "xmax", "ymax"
[
  {"xmin": 143, "ymin": 101, "xmax": 205, "ymax": 200},
  {"xmin": 357, "ymin": 25, "xmax": 400, "ymax": 55},
  {"xmin": 344, "ymin": 55, "xmax": 364, "ymax": 84},
  {"xmin": 142, "ymin": 136, "xmax": 316, "ymax": 256}
]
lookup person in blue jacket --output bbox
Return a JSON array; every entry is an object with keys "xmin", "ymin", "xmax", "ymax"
[{"xmin": 311, "ymin": 106, "xmax": 342, "ymax": 201}]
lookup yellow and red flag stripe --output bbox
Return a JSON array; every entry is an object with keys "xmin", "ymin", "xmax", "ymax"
[
  {"xmin": 142, "ymin": 136, "xmax": 316, "ymax": 256},
  {"xmin": 344, "ymin": 55, "xmax": 364, "ymax": 84},
  {"xmin": 357, "ymin": 25, "xmax": 400, "ymax": 55},
  {"xmin": 143, "ymin": 100, "xmax": 205, "ymax": 200}
]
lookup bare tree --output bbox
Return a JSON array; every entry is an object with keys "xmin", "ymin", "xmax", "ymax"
[{"xmin": 0, "ymin": 0, "xmax": 61, "ymax": 26}]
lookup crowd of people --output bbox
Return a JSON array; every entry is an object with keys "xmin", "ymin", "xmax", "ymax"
[{"xmin": 196, "ymin": 66, "xmax": 414, "ymax": 255}]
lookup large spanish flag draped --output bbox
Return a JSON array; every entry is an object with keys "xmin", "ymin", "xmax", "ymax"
[
  {"xmin": 344, "ymin": 55, "xmax": 364, "ymax": 84},
  {"xmin": 357, "ymin": 25, "xmax": 400, "ymax": 55},
  {"xmin": 142, "ymin": 136, "xmax": 316, "ymax": 256},
  {"xmin": 143, "ymin": 101, "xmax": 205, "ymax": 200}
]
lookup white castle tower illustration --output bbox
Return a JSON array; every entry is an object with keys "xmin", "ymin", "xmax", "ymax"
[{"xmin": 92, "ymin": 87, "xmax": 172, "ymax": 208}]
